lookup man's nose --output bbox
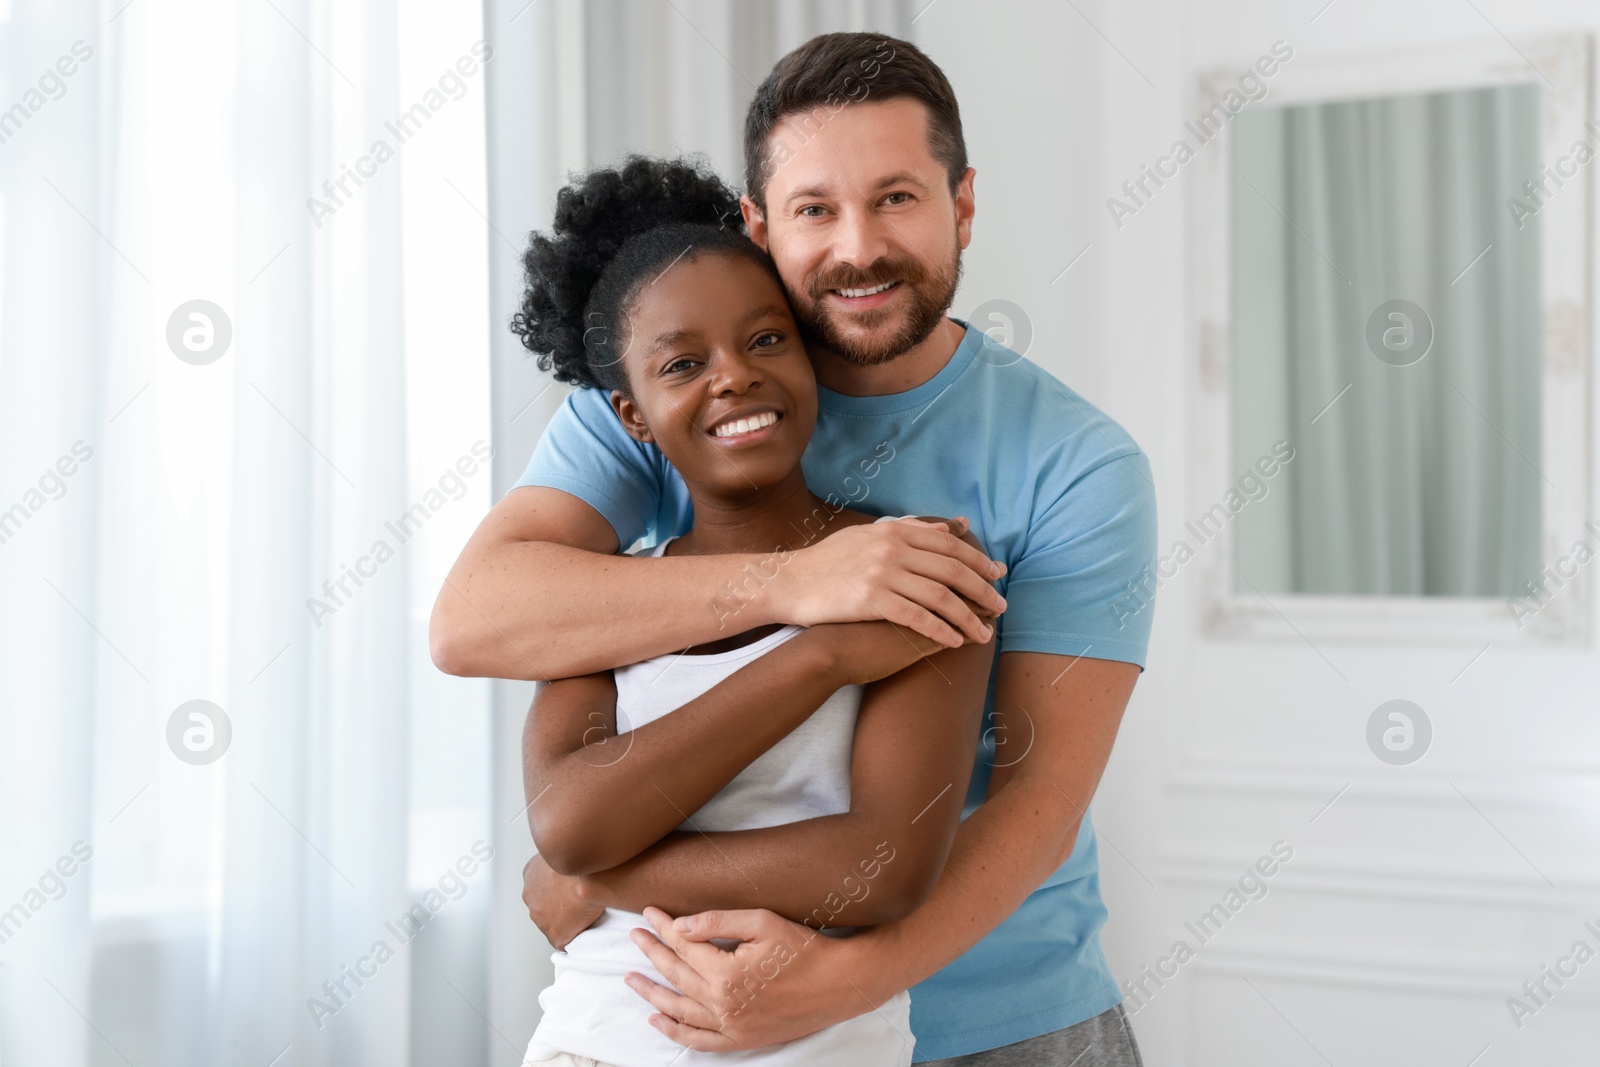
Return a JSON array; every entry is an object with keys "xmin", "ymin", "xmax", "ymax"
[{"xmin": 829, "ymin": 204, "xmax": 892, "ymax": 269}]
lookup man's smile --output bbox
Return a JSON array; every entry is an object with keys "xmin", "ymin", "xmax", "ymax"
[{"xmin": 827, "ymin": 279, "xmax": 903, "ymax": 310}]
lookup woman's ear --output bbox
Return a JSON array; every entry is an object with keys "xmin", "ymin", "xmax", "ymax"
[{"xmin": 609, "ymin": 390, "xmax": 654, "ymax": 444}]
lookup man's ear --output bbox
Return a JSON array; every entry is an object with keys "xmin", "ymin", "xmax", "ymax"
[
  {"xmin": 955, "ymin": 166, "xmax": 976, "ymax": 251},
  {"xmin": 608, "ymin": 389, "xmax": 654, "ymax": 444},
  {"xmin": 741, "ymin": 194, "xmax": 769, "ymax": 252}
]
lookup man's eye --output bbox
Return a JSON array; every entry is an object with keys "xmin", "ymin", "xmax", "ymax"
[
  {"xmin": 883, "ymin": 192, "xmax": 911, "ymax": 206},
  {"xmin": 799, "ymin": 205, "xmax": 827, "ymax": 218}
]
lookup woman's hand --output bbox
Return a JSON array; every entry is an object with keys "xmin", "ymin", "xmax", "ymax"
[
  {"xmin": 523, "ymin": 853, "xmax": 605, "ymax": 950},
  {"xmin": 807, "ymin": 609, "xmax": 995, "ymax": 688},
  {"xmin": 781, "ymin": 517, "xmax": 1006, "ymax": 648}
]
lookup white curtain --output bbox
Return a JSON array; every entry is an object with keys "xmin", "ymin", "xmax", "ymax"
[
  {"xmin": 0, "ymin": 2, "xmax": 493, "ymax": 1066},
  {"xmin": 1231, "ymin": 84, "xmax": 1543, "ymax": 597},
  {"xmin": 580, "ymin": 0, "xmax": 912, "ymax": 177}
]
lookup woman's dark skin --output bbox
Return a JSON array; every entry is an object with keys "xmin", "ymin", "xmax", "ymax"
[{"xmin": 521, "ymin": 251, "xmax": 996, "ymax": 946}]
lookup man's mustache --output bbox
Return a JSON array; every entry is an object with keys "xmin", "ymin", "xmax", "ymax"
[{"xmin": 808, "ymin": 258, "xmax": 926, "ymax": 298}]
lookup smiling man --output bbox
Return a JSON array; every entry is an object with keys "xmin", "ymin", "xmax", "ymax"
[{"xmin": 431, "ymin": 31, "xmax": 1156, "ymax": 1067}]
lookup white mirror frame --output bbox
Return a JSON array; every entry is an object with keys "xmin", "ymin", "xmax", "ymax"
[{"xmin": 1191, "ymin": 33, "xmax": 1593, "ymax": 647}]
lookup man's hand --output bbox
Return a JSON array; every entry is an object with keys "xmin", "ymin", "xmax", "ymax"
[
  {"xmin": 616, "ymin": 654, "xmax": 1144, "ymax": 1053},
  {"xmin": 783, "ymin": 517, "xmax": 1006, "ymax": 648},
  {"xmin": 522, "ymin": 853, "xmax": 604, "ymax": 950},
  {"xmin": 622, "ymin": 906, "xmax": 884, "ymax": 1052}
]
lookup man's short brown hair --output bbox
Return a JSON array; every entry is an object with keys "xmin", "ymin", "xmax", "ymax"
[{"xmin": 742, "ymin": 32, "xmax": 967, "ymax": 211}]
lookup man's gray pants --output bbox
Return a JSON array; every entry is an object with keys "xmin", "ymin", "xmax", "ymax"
[{"xmin": 918, "ymin": 1004, "xmax": 1143, "ymax": 1067}]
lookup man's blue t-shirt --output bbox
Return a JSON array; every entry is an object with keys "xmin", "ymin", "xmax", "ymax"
[{"xmin": 516, "ymin": 321, "xmax": 1158, "ymax": 1060}]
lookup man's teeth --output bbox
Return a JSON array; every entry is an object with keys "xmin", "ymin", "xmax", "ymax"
[
  {"xmin": 713, "ymin": 411, "xmax": 780, "ymax": 438},
  {"xmin": 836, "ymin": 281, "xmax": 896, "ymax": 298}
]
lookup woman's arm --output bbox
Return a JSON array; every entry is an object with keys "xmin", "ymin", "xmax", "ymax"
[
  {"xmin": 524, "ymin": 618, "xmax": 950, "ymax": 876},
  {"xmin": 573, "ymin": 625, "xmax": 996, "ymax": 927}
]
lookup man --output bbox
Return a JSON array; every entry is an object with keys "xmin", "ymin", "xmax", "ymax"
[{"xmin": 432, "ymin": 31, "xmax": 1156, "ymax": 1067}]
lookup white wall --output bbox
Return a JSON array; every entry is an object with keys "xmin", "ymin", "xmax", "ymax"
[{"xmin": 918, "ymin": 2, "xmax": 1600, "ymax": 1064}]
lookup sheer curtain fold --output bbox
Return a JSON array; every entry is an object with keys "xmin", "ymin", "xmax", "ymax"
[
  {"xmin": 0, "ymin": 3, "xmax": 103, "ymax": 1062},
  {"xmin": 580, "ymin": 0, "xmax": 911, "ymax": 176},
  {"xmin": 217, "ymin": 1, "xmax": 412, "ymax": 1065},
  {"xmin": 0, "ymin": 2, "xmax": 475, "ymax": 1065}
]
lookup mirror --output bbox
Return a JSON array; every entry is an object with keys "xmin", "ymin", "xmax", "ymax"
[
  {"xmin": 1230, "ymin": 83, "xmax": 1542, "ymax": 599},
  {"xmin": 1191, "ymin": 35, "xmax": 1591, "ymax": 644}
]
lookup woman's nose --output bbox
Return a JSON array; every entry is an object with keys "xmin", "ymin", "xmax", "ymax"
[{"xmin": 707, "ymin": 349, "xmax": 762, "ymax": 394}]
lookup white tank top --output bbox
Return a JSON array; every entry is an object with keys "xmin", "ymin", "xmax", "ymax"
[{"xmin": 524, "ymin": 518, "xmax": 916, "ymax": 1067}]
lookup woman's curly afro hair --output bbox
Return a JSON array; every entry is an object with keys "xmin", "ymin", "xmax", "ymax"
[{"xmin": 510, "ymin": 155, "xmax": 781, "ymax": 393}]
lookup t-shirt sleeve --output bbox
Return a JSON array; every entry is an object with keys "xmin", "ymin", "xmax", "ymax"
[
  {"xmin": 997, "ymin": 449, "xmax": 1159, "ymax": 670},
  {"xmin": 513, "ymin": 388, "xmax": 663, "ymax": 550}
]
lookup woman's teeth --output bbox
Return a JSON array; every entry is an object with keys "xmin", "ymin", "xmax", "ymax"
[
  {"xmin": 835, "ymin": 281, "xmax": 896, "ymax": 298},
  {"xmin": 712, "ymin": 411, "xmax": 781, "ymax": 438}
]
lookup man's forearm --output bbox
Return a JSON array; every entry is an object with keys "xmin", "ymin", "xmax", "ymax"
[
  {"xmin": 438, "ymin": 541, "xmax": 785, "ymax": 679},
  {"xmin": 435, "ymin": 494, "xmax": 1003, "ymax": 680},
  {"xmin": 832, "ymin": 654, "xmax": 1136, "ymax": 1005},
  {"xmin": 847, "ymin": 772, "xmax": 1083, "ymax": 1004},
  {"xmin": 580, "ymin": 819, "xmax": 914, "ymax": 928}
]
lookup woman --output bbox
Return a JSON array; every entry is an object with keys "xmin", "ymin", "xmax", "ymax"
[{"xmin": 512, "ymin": 156, "xmax": 996, "ymax": 1067}]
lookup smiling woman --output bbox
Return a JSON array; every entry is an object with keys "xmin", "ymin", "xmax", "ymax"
[
  {"xmin": 510, "ymin": 156, "xmax": 822, "ymax": 523},
  {"xmin": 505, "ymin": 152, "xmax": 997, "ymax": 1067},
  {"xmin": 607, "ymin": 252, "xmax": 819, "ymax": 503}
]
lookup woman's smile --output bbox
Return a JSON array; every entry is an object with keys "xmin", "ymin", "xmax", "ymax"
[{"xmin": 707, "ymin": 407, "xmax": 785, "ymax": 446}]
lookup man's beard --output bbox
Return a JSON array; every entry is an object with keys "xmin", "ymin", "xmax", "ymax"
[{"xmin": 791, "ymin": 244, "xmax": 963, "ymax": 367}]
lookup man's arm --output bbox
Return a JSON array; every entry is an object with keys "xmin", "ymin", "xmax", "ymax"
[
  {"xmin": 617, "ymin": 652, "xmax": 1140, "ymax": 1052},
  {"xmin": 429, "ymin": 486, "xmax": 1006, "ymax": 680},
  {"xmin": 571, "ymin": 629, "xmax": 995, "ymax": 927}
]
